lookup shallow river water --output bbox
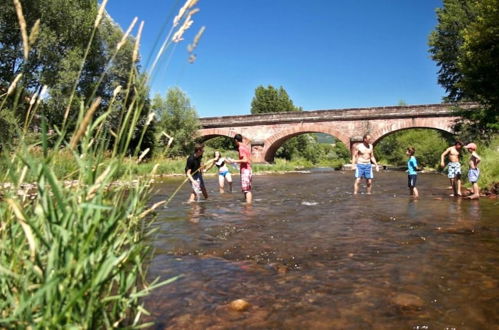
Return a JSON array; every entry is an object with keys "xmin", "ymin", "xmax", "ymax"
[{"xmin": 143, "ymin": 171, "xmax": 498, "ymax": 329}]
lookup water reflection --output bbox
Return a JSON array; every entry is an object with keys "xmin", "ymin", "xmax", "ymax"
[
  {"xmin": 144, "ymin": 172, "xmax": 499, "ymax": 329},
  {"xmin": 188, "ymin": 202, "xmax": 206, "ymax": 223}
]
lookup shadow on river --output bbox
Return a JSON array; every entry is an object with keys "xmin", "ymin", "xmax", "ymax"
[{"xmin": 143, "ymin": 171, "xmax": 499, "ymax": 329}]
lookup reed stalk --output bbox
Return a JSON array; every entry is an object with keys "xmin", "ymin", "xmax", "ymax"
[{"xmin": 0, "ymin": 0, "xmax": 206, "ymax": 327}]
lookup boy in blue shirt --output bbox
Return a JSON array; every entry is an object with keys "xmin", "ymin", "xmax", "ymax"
[{"xmin": 406, "ymin": 147, "xmax": 419, "ymax": 198}]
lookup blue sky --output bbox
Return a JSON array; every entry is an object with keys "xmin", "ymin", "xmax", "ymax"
[{"xmin": 106, "ymin": 0, "xmax": 445, "ymax": 118}]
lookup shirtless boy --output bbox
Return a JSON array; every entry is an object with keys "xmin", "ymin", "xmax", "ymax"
[
  {"xmin": 352, "ymin": 134, "xmax": 379, "ymax": 195},
  {"xmin": 440, "ymin": 141, "xmax": 464, "ymax": 197}
]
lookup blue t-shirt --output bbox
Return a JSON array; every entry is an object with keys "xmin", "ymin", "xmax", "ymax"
[{"xmin": 407, "ymin": 156, "xmax": 418, "ymax": 175}]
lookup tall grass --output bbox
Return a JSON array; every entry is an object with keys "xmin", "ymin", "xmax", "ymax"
[{"xmin": 0, "ymin": 0, "xmax": 201, "ymax": 327}]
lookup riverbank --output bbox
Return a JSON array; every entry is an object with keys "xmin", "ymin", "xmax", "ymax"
[{"xmin": 2, "ymin": 137, "xmax": 497, "ymax": 197}]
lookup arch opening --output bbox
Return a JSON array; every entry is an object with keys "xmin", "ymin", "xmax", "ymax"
[
  {"xmin": 198, "ymin": 134, "xmax": 235, "ymax": 150},
  {"xmin": 264, "ymin": 131, "xmax": 350, "ymax": 167},
  {"xmin": 373, "ymin": 127, "xmax": 454, "ymax": 168}
]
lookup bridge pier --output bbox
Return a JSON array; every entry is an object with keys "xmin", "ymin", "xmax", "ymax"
[{"xmin": 250, "ymin": 140, "xmax": 266, "ymax": 163}]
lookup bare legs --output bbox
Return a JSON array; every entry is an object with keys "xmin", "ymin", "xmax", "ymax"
[
  {"xmin": 353, "ymin": 178, "xmax": 361, "ymax": 195},
  {"xmin": 354, "ymin": 178, "xmax": 373, "ymax": 194},
  {"xmin": 467, "ymin": 182, "xmax": 480, "ymax": 199},
  {"xmin": 218, "ymin": 173, "xmax": 233, "ymax": 193},
  {"xmin": 450, "ymin": 176, "xmax": 462, "ymax": 197},
  {"xmin": 366, "ymin": 179, "xmax": 372, "ymax": 194},
  {"xmin": 244, "ymin": 191, "xmax": 253, "ymax": 204},
  {"xmin": 188, "ymin": 185, "xmax": 208, "ymax": 203}
]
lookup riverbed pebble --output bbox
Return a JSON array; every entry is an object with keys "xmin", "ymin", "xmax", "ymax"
[
  {"xmin": 229, "ymin": 299, "xmax": 250, "ymax": 312},
  {"xmin": 391, "ymin": 293, "xmax": 424, "ymax": 310}
]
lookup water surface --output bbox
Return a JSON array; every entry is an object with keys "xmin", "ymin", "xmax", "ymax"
[{"xmin": 144, "ymin": 171, "xmax": 499, "ymax": 329}]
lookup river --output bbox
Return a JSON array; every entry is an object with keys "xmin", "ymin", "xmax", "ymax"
[{"xmin": 143, "ymin": 171, "xmax": 499, "ymax": 329}]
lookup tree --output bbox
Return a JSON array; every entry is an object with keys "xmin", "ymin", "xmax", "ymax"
[
  {"xmin": 428, "ymin": 0, "xmax": 498, "ymax": 141},
  {"xmin": 153, "ymin": 87, "xmax": 200, "ymax": 157},
  {"xmin": 250, "ymin": 85, "xmax": 301, "ymax": 114},
  {"xmin": 250, "ymin": 85, "xmax": 311, "ymax": 160},
  {"xmin": 0, "ymin": 0, "xmax": 100, "ymax": 94},
  {"xmin": 457, "ymin": 0, "xmax": 499, "ymax": 132},
  {"xmin": 204, "ymin": 136, "xmax": 234, "ymax": 151}
]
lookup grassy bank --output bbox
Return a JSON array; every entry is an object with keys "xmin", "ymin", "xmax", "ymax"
[{"xmin": 0, "ymin": 145, "xmax": 347, "ymax": 182}]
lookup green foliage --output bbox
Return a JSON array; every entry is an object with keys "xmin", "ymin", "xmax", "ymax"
[
  {"xmin": 473, "ymin": 136, "xmax": 499, "ymax": 189},
  {"xmin": 0, "ymin": 0, "xmax": 188, "ymax": 326},
  {"xmin": 276, "ymin": 134, "xmax": 313, "ymax": 160},
  {"xmin": 374, "ymin": 129, "xmax": 453, "ymax": 167},
  {"xmin": 153, "ymin": 87, "xmax": 200, "ymax": 157},
  {"xmin": 0, "ymin": 82, "xmax": 167, "ymax": 328},
  {"xmin": 0, "ymin": 109, "xmax": 19, "ymax": 148},
  {"xmin": 204, "ymin": 136, "xmax": 235, "ymax": 151},
  {"xmin": 429, "ymin": 0, "xmax": 498, "ymax": 141},
  {"xmin": 458, "ymin": 0, "xmax": 499, "ymax": 111},
  {"xmin": 276, "ymin": 134, "xmax": 350, "ymax": 167},
  {"xmin": 0, "ymin": 0, "xmax": 98, "ymax": 89},
  {"xmin": 429, "ymin": 0, "xmax": 476, "ymax": 102},
  {"xmin": 0, "ymin": 0, "xmax": 147, "ymax": 141},
  {"xmin": 250, "ymin": 85, "xmax": 301, "ymax": 114}
]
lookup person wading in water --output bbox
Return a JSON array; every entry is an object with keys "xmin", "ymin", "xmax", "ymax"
[
  {"xmin": 440, "ymin": 141, "xmax": 464, "ymax": 197},
  {"xmin": 352, "ymin": 134, "xmax": 379, "ymax": 195},
  {"xmin": 227, "ymin": 134, "xmax": 253, "ymax": 204},
  {"xmin": 204, "ymin": 150, "xmax": 233, "ymax": 193}
]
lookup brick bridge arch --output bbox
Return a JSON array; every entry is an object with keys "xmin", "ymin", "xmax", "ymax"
[
  {"xmin": 198, "ymin": 103, "xmax": 476, "ymax": 163},
  {"xmin": 262, "ymin": 124, "xmax": 350, "ymax": 163},
  {"xmin": 369, "ymin": 117, "xmax": 456, "ymax": 146}
]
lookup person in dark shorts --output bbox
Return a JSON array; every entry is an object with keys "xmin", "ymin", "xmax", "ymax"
[
  {"xmin": 185, "ymin": 143, "xmax": 208, "ymax": 202},
  {"xmin": 406, "ymin": 147, "xmax": 419, "ymax": 198}
]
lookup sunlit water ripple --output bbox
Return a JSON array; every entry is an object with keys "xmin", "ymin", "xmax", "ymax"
[{"xmin": 143, "ymin": 171, "xmax": 499, "ymax": 329}]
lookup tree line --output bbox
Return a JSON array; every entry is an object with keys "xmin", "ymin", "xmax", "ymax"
[{"xmin": 1, "ymin": 0, "xmax": 496, "ymax": 163}]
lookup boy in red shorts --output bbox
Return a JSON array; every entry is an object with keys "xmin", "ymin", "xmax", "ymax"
[{"xmin": 228, "ymin": 134, "xmax": 253, "ymax": 204}]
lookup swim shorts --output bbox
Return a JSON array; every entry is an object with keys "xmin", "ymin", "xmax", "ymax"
[
  {"xmin": 191, "ymin": 173, "xmax": 205, "ymax": 195},
  {"xmin": 408, "ymin": 174, "xmax": 417, "ymax": 188},
  {"xmin": 468, "ymin": 168, "xmax": 479, "ymax": 183},
  {"xmin": 240, "ymin": 168, "xmax": 252, "ymax": 192},
  {"xmin": 355, "ymin": 163, "xmax": 373, "ymax": 179},
  {"xmin": 447, "ymin": 162, "xmax": 461, "ymax": 179},
  {"xmin": 219, "ymin": 170, "xmax": 229, "ymax": 177}
]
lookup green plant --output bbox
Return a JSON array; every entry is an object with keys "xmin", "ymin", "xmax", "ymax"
[{"xmin": 0, "ymin": 0, "xmax": 203, "ymax": 327}]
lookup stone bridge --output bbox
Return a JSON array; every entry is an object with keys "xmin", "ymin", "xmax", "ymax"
[{"xmin": 198, "ymin": 103, "xmax": 475, "ymax": 163}]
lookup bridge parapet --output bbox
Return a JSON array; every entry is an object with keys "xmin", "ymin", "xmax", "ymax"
[{"xmin": 200, "ymin": 103, "xmax": 477, "ymax": 128}]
